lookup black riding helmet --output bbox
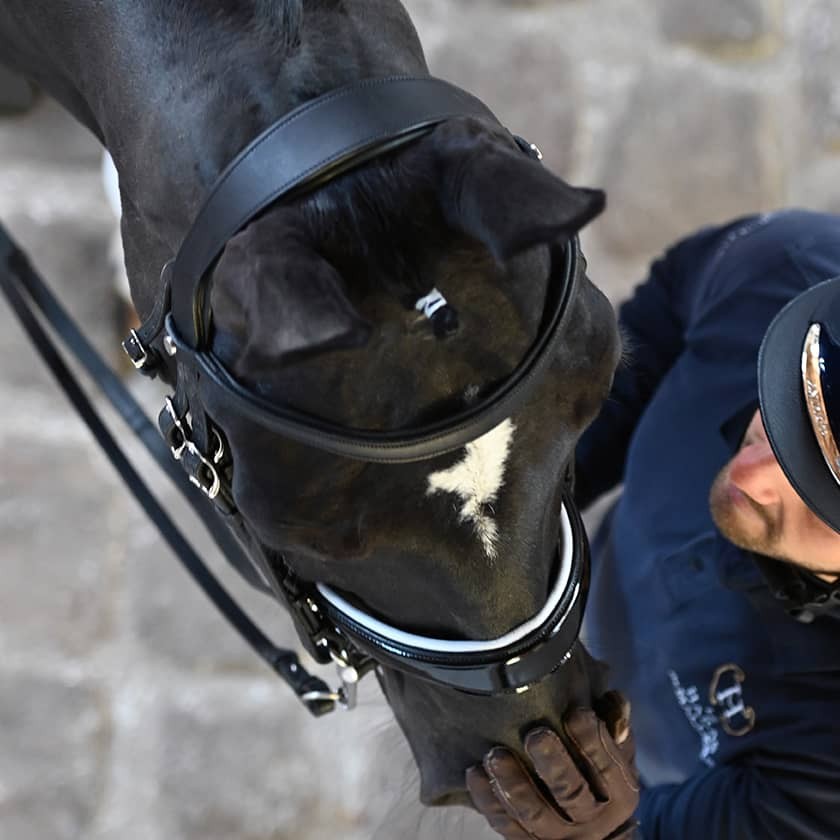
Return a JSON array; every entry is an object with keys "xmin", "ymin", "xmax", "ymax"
[{"xmin": 757, "ymin": 275, "xmax": 840, "ymax": 622}]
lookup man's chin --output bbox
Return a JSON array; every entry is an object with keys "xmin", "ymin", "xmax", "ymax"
[{"xmin": 709, "ymin": 468, "xmax": 766, "ymax": 554}]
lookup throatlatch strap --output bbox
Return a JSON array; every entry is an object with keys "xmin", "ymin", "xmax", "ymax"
[{"xmin": 0, "ymin": 224, "xmax": 336, "ymax": 716}]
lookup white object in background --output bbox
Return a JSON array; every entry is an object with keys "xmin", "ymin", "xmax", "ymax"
[{"xmin": 101, "ymin": 151, "xmax": 131, "ymax": 302}]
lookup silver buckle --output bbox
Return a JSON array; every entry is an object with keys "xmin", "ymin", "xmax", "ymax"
[
  {"xmin": 211, "ymin": 428, "xmax": 225, "ymax": 464},
  {"xmin": 185, "ymin": 440, "xmax": 221, "ymax": 500},
  {"xmin": 301, "ymin": 650, "xmax": 360, "ymax": 712},
  {"xmin": 164, "ymin": 397, "xmax": 188, "ymax": 460},
  {"xmin": 124, "ymin": 329, "xmax": 148, "ymax": 369}
]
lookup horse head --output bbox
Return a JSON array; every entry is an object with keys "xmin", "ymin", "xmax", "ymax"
[
  {"xmin": 1, "ymin": 0, "xmax": 621, "ymax": 809},
  {"xmin": 199, "ymin": 111, "xmax": 620, "ymax": 803}
]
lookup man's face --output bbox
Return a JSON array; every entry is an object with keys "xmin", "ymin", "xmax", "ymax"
[{"xmin": 709, "ymin": 409, "xmax": 840, "ymax": 581}]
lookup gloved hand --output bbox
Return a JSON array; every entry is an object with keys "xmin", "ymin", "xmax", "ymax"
[{"xmin": 466, "ymin": 692, "xmax": 640, "ymax": 839}]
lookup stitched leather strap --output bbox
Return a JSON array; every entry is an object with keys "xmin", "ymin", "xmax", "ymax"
[{"xmin": 0, "ymin": 224, "xmax": 337, "ymax": 716}]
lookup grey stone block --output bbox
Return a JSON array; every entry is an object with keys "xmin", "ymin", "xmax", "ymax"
[
  {"xmin": 594, "ymin": 60, "xmax": 784, "ymax": 258},
  {"xmin": 660, "ymin": 0, "xmax": 780, "ymax": 52},
  {"xmin": 155, "ymin": 685, "xmax": 396, "ymax": 840},
  {"xmin": 0, "ymin": 133, "xmax": 120, "ymax": 388},
  {"xmin": 0, "ymin": 431, "xmax": 116, "ymax": 656},
  {"xmin": 0, "ymin": 673, "xmax": 109, "ymax": 840},
  {"xmin": 0, "ymin": 214, "xmax": 119, "ymax": 389},
  {"xmin": 416, "ymin": 4, "xmax": 580, "ymax": 175},
  {"xmin": 0, "ymin": 98, "xmax": 117, "ymax": 382},
  {"xmin": 0, "ymin": 97, "xmax": 101, "ymax": 166},
  {"xmin": 125, "ymin": 506, "xmax": 304, "ymax": 673},
  {"xmin": 800, "ymin": 0, "xmax": 840, "ymax": 149},
  {"xmin": 790, "ymin": 157, "xmax": 840, "ymax": 215},
  {"xmin": 115, "ymin": 441, "xmax": 304, "ymax": 673}
]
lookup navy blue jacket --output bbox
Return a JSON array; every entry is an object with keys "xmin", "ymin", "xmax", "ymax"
[{"xmin": 577, "ymin": 210, "xmax": 840, "ymax": 839}]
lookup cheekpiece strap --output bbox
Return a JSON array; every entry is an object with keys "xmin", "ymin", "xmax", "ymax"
[{"xmin": 120, "ymin": 261, "xmax": 174, "ymax": 377}]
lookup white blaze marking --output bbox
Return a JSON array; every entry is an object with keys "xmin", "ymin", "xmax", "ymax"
[{"xmin": 426, "ymin": 419, "xmax": 515, "ymax": 559}]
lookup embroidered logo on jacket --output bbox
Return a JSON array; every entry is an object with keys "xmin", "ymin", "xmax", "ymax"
[
  {"xmin": 709, "ymin": 663, "xmax": 756, "ymax": 737},
  {"xmin": 667, "ymin": 670, "xmax": 720, "ymax": 767},
  {"xmin": 668, "ymin": 663, "xmax": 756, "ymax": 767}
]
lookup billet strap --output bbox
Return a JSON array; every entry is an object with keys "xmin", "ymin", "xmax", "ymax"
[
  {"xmin": 121, "ymin": 261, "xmax": 173, "ymax": 375},
  {"xmin": 0, "ymin": 224, "xmax": 337, "ymax": 716},
  {"xmin": 170, "ymin": 75, "xmax": 499, "ymax": 347}
]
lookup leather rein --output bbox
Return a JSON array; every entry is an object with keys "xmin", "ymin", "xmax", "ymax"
[{"xmin": 0, "ymin": 76, "xmax": 589, "ymax": 716}]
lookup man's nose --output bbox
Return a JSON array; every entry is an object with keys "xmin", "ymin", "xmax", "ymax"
[{"xmin": 729, "ymin": 440, "xmax": 785, "ymax": 506}]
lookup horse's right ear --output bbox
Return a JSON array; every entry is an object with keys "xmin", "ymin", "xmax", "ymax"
[{"xmin": 432, "ymin": 120, "xmax": 605, "ymax": 263}]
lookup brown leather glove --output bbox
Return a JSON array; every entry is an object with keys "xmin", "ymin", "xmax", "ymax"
[{"xmin": 466, "ymin": 692, "xmax": 640, "ymax": 840}]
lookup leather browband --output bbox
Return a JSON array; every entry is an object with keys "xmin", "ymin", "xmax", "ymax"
[{"xmin": 171, "ymin": 76, "xmax": 499, "ymax": 348}]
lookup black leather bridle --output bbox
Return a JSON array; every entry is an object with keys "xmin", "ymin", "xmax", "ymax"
[{"xmin": 1, "ymin": 76, "xmax": 590, "ymax": 715}]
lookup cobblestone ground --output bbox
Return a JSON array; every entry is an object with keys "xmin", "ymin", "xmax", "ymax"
[{"xmin": 2, "ymin": 1, "xmax": 839, "ymax": 839}]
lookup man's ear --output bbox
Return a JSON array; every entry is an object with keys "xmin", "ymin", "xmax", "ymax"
[
  {"xmin": 209, "ymin": 209, "xmax": 370, "ymax": 377},
  {"xmin": 433, "ymin": 120, "xmax": 606, "ymax": 263}
]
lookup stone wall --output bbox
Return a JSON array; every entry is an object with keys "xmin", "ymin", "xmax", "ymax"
[
  {"xmin": 409, "ymin": 0, "xmax": 840, "ymax": 300},
  {"xmin": 1, "ymin": 2, "xmax": 839, "ymax": 839}
]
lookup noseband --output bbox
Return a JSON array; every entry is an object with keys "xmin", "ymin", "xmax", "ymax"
[{"xmin": 1, "ymin": 76, "xmax": 590, "ymax": 716}]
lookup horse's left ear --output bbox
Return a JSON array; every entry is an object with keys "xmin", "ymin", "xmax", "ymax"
[
  {"xmin": 209, "ymin": 209, "xmax": 370, "ymax": 377},
  {"xmin": 432, "ymin": 120, "xmax": 605, "ymax": 263}
]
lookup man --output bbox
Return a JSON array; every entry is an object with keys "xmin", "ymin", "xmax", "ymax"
[{"xmin": 468, "ymin": 209, "xmax": 840, "ymax": 838}]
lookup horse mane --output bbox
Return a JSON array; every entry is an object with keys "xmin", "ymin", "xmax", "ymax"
[{"xmin": 297, "ymin": 149, "xmax": 448, "ymax": 301}]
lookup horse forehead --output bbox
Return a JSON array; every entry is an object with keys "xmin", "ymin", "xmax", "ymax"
[{"xmin": 425, "ymin": 419, "xmax": 516, "ymax": 559}]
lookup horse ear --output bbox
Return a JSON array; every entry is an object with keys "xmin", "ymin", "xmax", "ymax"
[
  {"xmin": 210, "ymin": 210, "xmax": 370, "ymax": 375},
  {"xmin": 433, "ymin": 121, "xmax": 605, "ymax": 262}
]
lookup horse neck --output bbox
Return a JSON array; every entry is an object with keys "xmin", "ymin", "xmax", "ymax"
[{"xmin": 1, "ymin": 1, "xmax": 427, "ymax": 314}]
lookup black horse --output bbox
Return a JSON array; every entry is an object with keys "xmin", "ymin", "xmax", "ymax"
[{"xmin": 0, "ymin": 0, "xmax": 620, "ymax": 808}]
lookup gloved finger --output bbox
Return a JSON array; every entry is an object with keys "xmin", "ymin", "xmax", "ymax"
[
  {"xmin": 593, "ymin": 691, "xmax": 638, "ymax": 774},
  {"xmin": 607, "ymin": 820, "xmax": 642, "ymax": 840},
  {"xmin": 564, "ymin": 709, "xmax": 641, "ymax": 802},
  {"xmin": 524, "ymin": 727, "xmax": 600, "ymax": 825},
  {"xmin": 483, "ymin": 747, "xmax": 572, "ymax": 838},
  {"xmin": 466, "ymin": 764, "xmax": 537, "ymax": 840},
  {"xmin": 593, "ymin": 691, "xmax": 631, "ymax": 746}
]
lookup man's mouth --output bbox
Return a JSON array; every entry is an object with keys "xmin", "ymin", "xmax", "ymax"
[{"xmin": 725, "ymin": 478, "xmax": 753, "ymax": 513}]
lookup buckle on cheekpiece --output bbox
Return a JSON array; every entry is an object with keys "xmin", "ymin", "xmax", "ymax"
[
  {"xmin": 158, "ymin": 396, "xmax": 221, "ymax": 500},
  {"xmin": 160, "ymin": 397, "xmax": 188, "ymax": 459},
  {"xmin": 121, "ymin": 329, "xmax": 157, "ymax": 373},
  {"xmin": 181, "ymin": 441, "xmax": 221, "ymax": 500}
]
